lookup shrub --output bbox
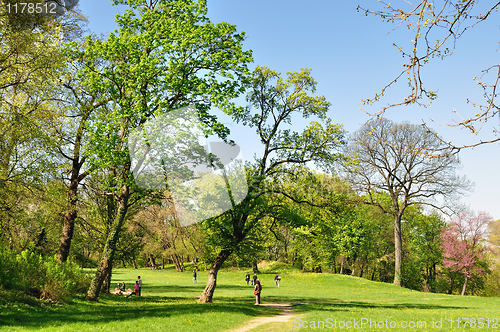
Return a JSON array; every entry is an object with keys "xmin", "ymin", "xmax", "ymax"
[{"xmin": 0, "ymin": 247, "xmax": 91, "ymax": 301}]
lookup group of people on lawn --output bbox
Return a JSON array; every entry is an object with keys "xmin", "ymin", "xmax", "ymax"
[
  {"xmin": 245, "ymin": 272, "xmax": 281, "ymax": 305},
  {"xmin": 114, "ymin": 276, "xmax": 142, "ymax": 296},
  {"xmin": 113, "ymin": 271, "xmax": 281, "ymax": 305}
]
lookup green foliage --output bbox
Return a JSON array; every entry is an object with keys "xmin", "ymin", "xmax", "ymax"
[
  {"xmin": 0, "ymin": 247, "xmax": 91, "ymax": 301},
  {"xmin": 69, "ymin": 0, "xmax": 252, "ymax": 174},
  {"xmin": 402, "ymin": 207, "xmax": 446, "ymax": 291}
]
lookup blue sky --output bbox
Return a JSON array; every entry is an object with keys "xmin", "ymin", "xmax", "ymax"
[{"xmin": 78, "ymin": 0, "xmax": 500, "ymax": 220}]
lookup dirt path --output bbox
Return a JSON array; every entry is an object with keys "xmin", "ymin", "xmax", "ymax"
[
  {"xmin": 224, "ymin": 297, "xmax": 447, "ymax": 332},
  {"xmin": 225, "ymin": 302, "xmax": 294, "ymax": 332}
]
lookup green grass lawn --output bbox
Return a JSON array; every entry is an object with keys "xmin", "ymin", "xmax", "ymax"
[{"xmin": 1, "ymin": 266, "xmax": 499, "ymax": 331}]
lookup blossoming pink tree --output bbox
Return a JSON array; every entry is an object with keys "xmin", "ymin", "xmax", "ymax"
[{"xmin": 441, "ymin": 211, "xmax": 492, "ymax": 295}]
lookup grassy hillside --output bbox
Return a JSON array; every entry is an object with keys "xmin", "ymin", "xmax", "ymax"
[{"xmin": 1, "ymin": 267, "xmax": 499, "ymax": 331}]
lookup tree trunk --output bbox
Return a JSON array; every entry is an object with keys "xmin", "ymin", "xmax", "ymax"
[
  {"xmin": 57, "ymin": 176, "xmax": 79, "ymax": 263},
  {"xmin": 57, "ymin": 108, "xmax": 91, "ymax": 263},
  {"xmin": 461, "ymin": 275, "xmax": 468, "ymax": 296},
  {"xmin": 132, "ymin": 257, "xmax": 137, "ymax": 269},
  {"xmin": 393, "ymin": 213, "xmax": 403, "ymax": 286},
  {"xmin": 430, "ymin": 263, "xmax": 436, "ymax": 292},
  {"xmin": 423, "ymin": 265, "xmax": 430, "ymax": 292},
  {"xmin": 252, "ymin": 260, "xmax": 259, "ymax": 274},
  {"xmin": 101, "ymin": 259, "xmax": 113, "ymax": 294},
  {"xmin": 170, "ymin": 254, "xmax": 183, "ymax": 272},
  {"xmin": 351, "ymin": 256, "xmax": 357, "ymax": 276},
  {"xmin": 85, "ymin": 183, "xmax": 129, "ymax": 301},
  {"xmin": 284, "ymin": 241, "xmax": 289, "ymax": 264},
  {"xmin": 191, "ymin": 258, "xmax": 197, "ymax": 270},
  {"xmin": 149, "ymin": 254, "xmax": 157, "ymax": 268},
  {"xmin": 198, "ymin": 249, "xmax": 232, "ymax": 303},
  {"xmin": 448, "ymin": 273, "xmax": 455, "ymax": 294}
]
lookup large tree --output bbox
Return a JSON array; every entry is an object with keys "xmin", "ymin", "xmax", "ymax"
[
  {"xmin": 359, "ymin": 1, "xmax": 500, "ymax": 151},
  {"xmin": 196, "ymin": 66, "xmax": 347, "ymax": 303},
  {"xmin": 75, "ymin": 0, "xmax": 252, "ymax": 300},
  {"xmin": 346, "ymin": 118, "xmax": 469, "ymax": 286},
  {"xmin": 0, "ymin": 2, "xmax": 86, "ymax": 249}
]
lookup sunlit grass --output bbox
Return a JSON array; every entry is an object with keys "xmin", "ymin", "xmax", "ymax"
[{"xmin": 1, "ymin": 267, "xmax": 499, "ymax": 331}]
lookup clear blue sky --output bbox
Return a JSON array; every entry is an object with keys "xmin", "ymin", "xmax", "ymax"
[{"xmin": 78, "ymin": 0, "xmax": 500, "ymax": 220}]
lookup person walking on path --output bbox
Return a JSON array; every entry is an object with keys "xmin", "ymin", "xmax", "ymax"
[
  {"xmin": 134, "ymin": 281, "xmax": 139, "ymax": 296},
  {"xmin": 254, "ymin": 280, "xmax": 262, "ymax": 305},
  {"xmin": 274, "ymin": 274, "xmax": 281, "ymax": 287},
  {"xmin": 245, "ymin": 272, "xmax": 250, "ymax": 285},
  {"xmin": 137, "ymin": 276, "xmax": 142, "ymax": 296},
  {"xmin": 193, "ymin": 269, "xmax": 197, "ymax": 284},
  {"xmin": 252, "ymin": 273, "xmax": 257, "ymax": 286}
]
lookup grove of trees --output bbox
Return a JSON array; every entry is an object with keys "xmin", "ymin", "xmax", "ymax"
[{"xmin": 0, "ymin": 0, "xmax": 499, "ymax": 304}]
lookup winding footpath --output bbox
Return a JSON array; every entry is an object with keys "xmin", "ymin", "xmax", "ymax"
[
  {"xmin": 224, "ymin": 297, "xmax": 447, "ymax": 332},
  {"xmin": 225, "ymin": 302, "xmax": 294, "ymax": 332}
]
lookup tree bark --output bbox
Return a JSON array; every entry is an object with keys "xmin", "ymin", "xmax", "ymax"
[
  {"xmin": 57, "ymin": 167, "xmax": 80, "ymax": 263},
  {"xmin": 198, "ymin": 249, "xmax": 232, "ymax": 303},
  {"xmin": 252, "ymin": 260, "xmax": 259, "ymax": 274},
  {"xmin": 132, "ymin": 257, "xmax": 137, "ymax": 269},
  {"xmin": 57, "ymin": 105, "xmax": 92, "ymax": 263},
  {"xmin": 461, "ymin": 275, "xmax": 468, "ymax": 296},
  {"xmin": 101, "ymin": 259, "xmax": 113, "ymax": 294},
  {"xmin": 170, "ymin": 254, "xmax": 183, "ymax": 272},
  {"xmin": 85, "ymin": 183, "xmax": 130, "ymax": 301},
  {"xmin": 149, "ymin": 254, "xmax": 157, "ymax": 268},
  {"xmin": 448, "ymin": 273, "xmax": 455, "ymax": 294},
  {"xmin": 393, "ymin": 213, "xmax": 403, "ymax": 286}
]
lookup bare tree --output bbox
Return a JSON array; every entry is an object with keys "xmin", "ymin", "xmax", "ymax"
[
  {"xmin": 359, "ymin": 1, "xmax": 500, "ymax": 151},
  {"xmin": 346, "ymin": 118, "xmax": 470, "ymax": 286}
]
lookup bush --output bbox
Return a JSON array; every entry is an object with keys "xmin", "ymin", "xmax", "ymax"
[{"xmin": 0, "ymin": 247, "xmax": 91, "ymax": 301}]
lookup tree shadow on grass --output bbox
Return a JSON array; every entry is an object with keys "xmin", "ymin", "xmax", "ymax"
[{"xmin": 0, "ymin": 295, "xmax": 281, "ymax": 329}]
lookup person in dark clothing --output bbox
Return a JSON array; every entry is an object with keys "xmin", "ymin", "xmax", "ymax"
[
  {"xmin": 193, "ymin": 269, "xmax": 197, "ymax": 284},
  {"xmin": 119, "ymin": 282, "xmax": 126, "ymax": 291},
  {"xmin": 254, "ymin": 279, "xmax": 262, "ymax": 305},
  {"xmin": 245, "ymin": 273, "xmax": 250, "ymax": 285},
  {"xmin": 137, "ymin": 276, "xmax": 142, "ymax": 296},
  {"xmin": 252, "ymin": 273, "xmax": 257, "ymax": 286}
]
